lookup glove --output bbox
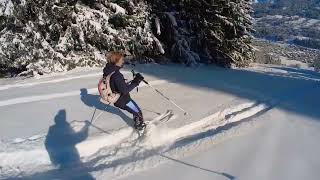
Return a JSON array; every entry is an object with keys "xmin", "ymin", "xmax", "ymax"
[{"xmin": 132, "ymin": 73, "xmax": 144, "ymax": 85}]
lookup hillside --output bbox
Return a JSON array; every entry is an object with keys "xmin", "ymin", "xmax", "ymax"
[{"xmin": 253, "ymin": 0, "xmax": 320, "ymax": 50}]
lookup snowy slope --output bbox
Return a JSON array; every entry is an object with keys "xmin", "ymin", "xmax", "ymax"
[
  {"xmin": 0, "ymin": 63, "xmax": 320, "ymax": 179},
  {"xmin": 122, "ymin": 108, "xmax": 320, "ymax": 180}
]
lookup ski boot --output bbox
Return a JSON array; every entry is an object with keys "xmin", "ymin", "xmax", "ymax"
[{"xmin": 134, "ymin": 116, "xmax": 146, "ymax": 131}]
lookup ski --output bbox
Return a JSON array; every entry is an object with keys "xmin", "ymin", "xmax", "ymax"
[
  {"xmin": 136, "ymin": 109, "xmax": 175, "ymax": 135},
  {"xmin": 146, "ymin": 109, "xmax": 174, "ymax": 124}
]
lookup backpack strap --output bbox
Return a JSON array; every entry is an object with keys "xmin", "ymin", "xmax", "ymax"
[
  {"xmin": 102, "ymin": 71, "xmax": 115, "ymax": 83},
  {"xmin": 105, "ymin": 71, "xmax": 115, "ymax": 92}
]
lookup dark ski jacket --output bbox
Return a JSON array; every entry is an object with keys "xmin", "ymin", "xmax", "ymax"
[{"xmin": 103, "ymin": 63, "xmax": 138, "ymax": 108}]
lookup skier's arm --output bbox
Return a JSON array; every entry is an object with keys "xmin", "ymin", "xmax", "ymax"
[{"xmin": 115, "ymin": 73, "xmax": 138, "ymax": 95}]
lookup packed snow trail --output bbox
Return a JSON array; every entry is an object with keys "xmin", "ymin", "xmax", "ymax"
[
  {"xmin": 0, "ymin": 63, "xmax": 319, "ymax": 179},
  {"xmin": 120, "ymin": 108, "xmax": 320, "ymax": 180},
  {"xmin": 0, "ymin": 79, "xmax": 169, "ymax": 107}
]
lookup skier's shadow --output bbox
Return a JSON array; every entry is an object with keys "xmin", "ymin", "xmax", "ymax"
[
  {"xmin": 80, "ymin": 88, "xmax": 134, "ymax": 127},
  {"xmin": 44, "ymin": 109, "xmax": 94, "ymax": 179}
]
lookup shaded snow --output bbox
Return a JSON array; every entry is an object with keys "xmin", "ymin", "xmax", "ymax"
[{"xmin": 0, "ymin": 100, "xmax": 269, "ymax": 179}]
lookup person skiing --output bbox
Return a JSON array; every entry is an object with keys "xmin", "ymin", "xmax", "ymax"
[{"xmin": 102, "ymin": 52, "xmax": 146, "ymax": 130}]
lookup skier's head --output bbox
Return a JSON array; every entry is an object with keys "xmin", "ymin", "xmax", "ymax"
[
  {"xmin": 107, "ymin": 51, "xmax": 124, "ymax": 68},
  {"xmin": 54, "ymin": 110, "xmax": 67, "ymax": 125}
]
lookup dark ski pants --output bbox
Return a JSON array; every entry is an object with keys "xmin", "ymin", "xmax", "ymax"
[{"xmin": 119, "ymin": 100, "xmax": 143, "ymax": 122}]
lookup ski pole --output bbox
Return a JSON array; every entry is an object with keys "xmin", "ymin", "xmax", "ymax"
[
  {"xmin": 90, "ymin": 104, "xmax": 110, "ymax": 124},
  {"xmin": 146, "ymin": 81, "xmax": 188, "ymax": 115},
  {"xmin": 90, "ymin": 108, "xmax": 97, "ymax": 123},
  {"xmin": 132, "ymin": 70, "xmax": 188, "ymax": 115}
]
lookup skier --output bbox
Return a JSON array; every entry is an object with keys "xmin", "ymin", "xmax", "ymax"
[{"xmin": 102, "ymin": 52, "xmax": 146, "ymax": 130}]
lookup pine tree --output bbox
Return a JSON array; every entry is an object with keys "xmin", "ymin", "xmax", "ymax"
[
  {"xmin": 0, "ymin": 0, "xmax": 254, "ymax": 76},
  {"xmin": 0, "ymin": 0, "xmax": 161, "ymax": 76},
  {"xmin": 147, "ymin": 0, "xmax": 254, "ymax": 67}
]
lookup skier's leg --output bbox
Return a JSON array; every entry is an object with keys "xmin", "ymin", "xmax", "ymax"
[
  {"xmin": 128, "ymin": 100, "xmax": 145, "ymax": 128},
  {"xmin": 129, "ymin": 100, "xmax": 143, "ymax": 118},
  {"xmin": 121, "ymin": 101, "xmax": 141, "ymax": 117},
  {"xmin": 121, "ymin": 100, "xmax": 145, "ymax": 130}
]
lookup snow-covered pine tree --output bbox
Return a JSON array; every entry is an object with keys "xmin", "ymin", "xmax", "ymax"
[
  {"xmin": 0, "ymin": 0, "xmax": 162, "ymax": 76},
  {"xmin": 0, "ymin": 0, "xmax": 254, "ymax": 76},
  {"xmin": 147, "ymin": 0, "xmax": 201, "ymax": 66},
  {"xmin": 147, "ymin": 0, "xmax": 254, "ymax": 67}
]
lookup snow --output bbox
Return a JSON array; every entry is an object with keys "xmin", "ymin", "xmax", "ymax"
[
  {"xmin": 165, "ymin": 12, "xmax": 178, "ymax": 27},
  {"xmin": 0, "ymin": 70, "xmax": 130, "ymax": 91},
  {"xmin": 152, "ymin": 35, "xmax": 165, "ymax": 54},
  {"xmin": 305, "ymin": 19, "xmax": 319, "ymax": 27},
  {"xmin": 108, "ymin": 3, "xmax": 126, "ymax": 14},
  {"xmin": 0, "ymin": 0, "xmax": 13, "ymax": 16},
  {"xmin": 155, "ymin": 17, "xmax": 161, "ymax": 35},
  {"xmin": 0, "ymin": 79, "xmax": 168, "ymax": 107},
  {"xmin": 107, "ymin": 26, "xmax": 118, "ymax": 35},
  {"xmin": 280, "ymin": 56, "xmax": 309, "ymax": 69},
  {"xmin": 0, "ymin": 63, "xmax": 320, "ymax": 179},
  {"xmin": 257, "ymin": 15, "xmax": 320, "ymax": 31},
  {"xmin": 123, "ymin": 109, "xmax": 320, "ymax": 180},
  {"xmin": 0, "ymin": 99, "xmax": 268, "ymax": 178},
  {"xmin": 0, "ymin": 1, "xmax": 159, "ymax": 76},
  {"xmin": 272, "ymin": 15, "xmax": 283, "ymax": 19},
  {"xmin": 94, "ymin": 51, "xmax": 106, "ymax": 62},
  {"xmin": 215, "ymin": 14, "xmax": 234, "ymax": 27}
]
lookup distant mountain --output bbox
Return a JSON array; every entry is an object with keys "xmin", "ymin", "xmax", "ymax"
[
  {"xmin": 253, "ymin": 0, "xmax": 320, "ymax": 50},
  {"xmin": 254, "ymin": 0, "xmax": 320, "ymax": 19}
]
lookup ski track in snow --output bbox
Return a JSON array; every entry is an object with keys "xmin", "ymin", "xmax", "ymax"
[
  {"xmin": 0, "ymin": 80, "xmax": 169, "ymax": 107},
  {"xmin": 0, "ymin": 71, "xmax": 131, "ymax": 91},
  {"xmin": 0, "ymin": 101, "xmax": 270, "ymax": 179}
]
